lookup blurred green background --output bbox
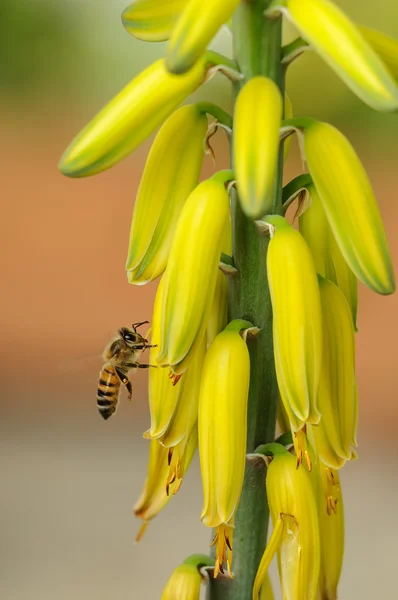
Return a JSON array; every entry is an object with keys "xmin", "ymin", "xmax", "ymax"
[{"xmin": 1, "ymin": 1, "xmax": 398, "ymax": 599}]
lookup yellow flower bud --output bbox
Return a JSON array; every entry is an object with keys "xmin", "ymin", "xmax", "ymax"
[
  {"xmin": 253, "ymin": 445, "xmax": 320, "ymax": 600},
  {"xmin": 234, "ymin": 77, "xmax": 283, "ymax": 218},
  {"xmin": 266, "ymin": 216, "xmax": 322, "ymax": 432},
  {"xmin": 166, "ymin": 0, "xmax": 240, "ymax": 74},
  {"xmin": 161, "ymin": 555, "xmax": 214, "ymax": 600},
  {"xmin": 199, "ymin": 320, "xmax": 251, "ymax": 577},
  {"xmin": 360, "ymin": 26, "xmax": 398, "ymax": 81},
  {"xmin": 59, "ymin": 56, "xmax": 210, "ymax": 178},
  {"xmin": 316, "ymin": 465, "xmax": 345, "ymax": 600},
  {"xmin": 299, "ymin": 182, "xmax": 358, "ymax": 328},
  {"xmin": 309, "ymin": 277, "xmax": 358, "ymax": 469},
  {"xmin": 157, "ymin": 173, "xmax": 231, "ymax": 374},
  {"xmin": 283, "ymin": 0, "xmax": 398, "ymax": 111},
  {"xmin": 126, "ymin": 105, "xmax": 207, "ymax": 285},
  {"xmin": 134, "ymin": 429, "xmax": 197, "ymax": 540},
  {"xmin": 122, "ymin": 0, "xmax": 185, "ymax": 42},
  {"xmin": 303, "ymin": 119, "xmax": 395, "ymax": 295}
]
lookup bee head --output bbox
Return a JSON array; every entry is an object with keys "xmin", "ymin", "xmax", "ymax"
[{"xmin": 119, "ymin": 327, "xmax": 147, "ymax": 347}]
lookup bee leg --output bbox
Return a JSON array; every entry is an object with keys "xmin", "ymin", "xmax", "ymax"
[
  {"xmin": 114, "ymin": 367, "xmax": 133, "ymax": 401},
  {"xmin": 136, "ymin": 363, "xmax": 157, "ymax": 369}
]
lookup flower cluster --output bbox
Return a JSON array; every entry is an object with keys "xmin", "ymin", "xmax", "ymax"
[{"xmin": 59, "ymin": 0, "xmax": 397, "ymax": 598}]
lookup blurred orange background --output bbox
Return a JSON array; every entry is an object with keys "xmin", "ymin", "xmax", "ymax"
[{"xmin": 1, "ymin": 1, "xmax": 398, "ymax": 598}]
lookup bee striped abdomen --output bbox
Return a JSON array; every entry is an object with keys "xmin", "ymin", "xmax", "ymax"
[{"xmin": 97, "ymin": 365, "xmax": 120, "ymax": 420}]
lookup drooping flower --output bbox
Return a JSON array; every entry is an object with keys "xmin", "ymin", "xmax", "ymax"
[
  {"xmin": 253, "ymin": 444, "xmax": 320, "ymax": 600},
  {"xmin": 157, "ymin": 172, "xmax": 232, "ymax": 375},
  {"xmin": 266, "ymin": 216, "xmax": 322, "ymax": 436},
  {"xmin": 199, "ymin": 320, "xmax": 252, "ymax": 577},
  {"xmin": 126, "ymin": 105, "xmax": 207, "ymax": 285},
  {"xmin": 282, "ymin": 0, "xmax": 398, "ymax": 111}
]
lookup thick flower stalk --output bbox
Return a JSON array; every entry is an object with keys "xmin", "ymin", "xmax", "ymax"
[{"xmin": 57, "ymin": 1, "xmax": 397, "ymax": 599}]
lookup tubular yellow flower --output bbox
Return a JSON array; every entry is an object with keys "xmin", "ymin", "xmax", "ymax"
[
  {"xmin": 283, "ymin": 0, "xmax": 398, "ymax": 111},
  {"xmin": 314, "ymin": 463, "xmax": 344, "ymax": 600},
  {"xmin": 299, "ymin": 182, "xmax": 358, "ymax": 328},
  {"xmin": 303, "ymin": 120, "xmax": 395, "ymax": 295},
  {"xmin": 309, "ymin": 277, "xmax": 358, "ymax": 469},
  {"xmin": 360, "ymin": 26, "xmax": 398, "ymax": 81},
  {"xmin": 146, "ymin": 278, "xmax": 179, "ymax": 440},
  {"xmin": 161, "ymin": 555, "xmax": 214, "ymax": 600},
  {"xmin": 59, "ymin": 56, "xmax": 210, "ymax": 178},
  {"xmin": 126, "ymin": 105, "xmax": 207, "ymax": 285},
  {"xmin": 199, "ymin": 320, "xmax": 251, "ymax": 577},
  {"xmin": 166, "ymin": 0, "xmax": 240, "ymax": 74},
  {"xmin": 266, "ymin": 216, "xmax": 322, "ymax": 432},
  {"xmin": 253, "ymin": 445, "xmax": 320, "ymax": 600},
  {"xmin": 234, "ymin": 77, "xmax": 283, "ymax": 218},
  {"xmin": 157, "ymin": 173, "xmax": 231, "ymax": 374},
  {"xmin": 207, "ymin": 218, "xmax": 231, "ymax": 347},
  {"xmin": 122, "ymin": 0, "xmax": 185, "ymax": 42},
  {"xmin": 158, "ymin": 336, "xmax": 206, "ymax": 449},
  {"xmin": 134, "ymin": 430, "xmax": 197, "ymax": 540}
]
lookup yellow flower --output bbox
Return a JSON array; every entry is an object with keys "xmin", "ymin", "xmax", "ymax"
[
  {"xmin": 122, "ymin": 0, "xmax": 185, "ymax": 42},
  {"xmin": 283, "ymin": 0, "xmax": 398, "ymax": 111},
  {"xmin": 266, "ymin": 216, "xmax": 322, "ymax": 433},
  {"xmin": 126, "ymin": 105, "xmax": 207, "ymax": 285},
  {"xmin": 134, "ymin": 429, "xmax": 197, "ymax": 540},
  {"xmin": 157, "ymin": 173, "xmax": 232, "ymax": 374},
  {"xmin": 199, "ymin": 320, "xmax": 252, "ymax": 577},
  {"xmin": 253, "ymin": 444, "xmax": 320, "ymax": 600},
  {"xmin": 302, "ymin": 119, "xmax": 395, "ymax": 295},
  {"xmin": 59, "ymin": 56, "xmax": 211, "ymax": 178},
  {"xmin": 316, "ymin": 465, "xmax": 345, "ymax": 600},
  {"xmin": 299, "ymin": 182, "xmax": 358, "ymax": 328},
  {"xmin": 309, "ymin": 276, "xmax": 358, "ymax": 469},
  {"xmin": 166, "ymin": 0, "xmax": 240, "ymax": 74},
  {"xmin": 161, "ymin": 554, "xmax": 214, "ymax": 600},
  {"xmin": 234, "ymin": 77, "xmax": 283, "ymax": 218},
  {"xmin": 360, "ymin": 26, "xmax": 398, "ymax": 81}
]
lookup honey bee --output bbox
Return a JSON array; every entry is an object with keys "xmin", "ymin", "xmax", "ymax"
[{"xmin": 97, "ymin": 321, "xmax": 155, "ymax": 420}]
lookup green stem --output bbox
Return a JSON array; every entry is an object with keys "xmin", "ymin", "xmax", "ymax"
[
  {"xmin": 196, "ymin": 102, "xmax": 233, "ymax": 129},
  {"xmin": 207, "ymin": 2, "xmax": 283, "ymax": 599}
]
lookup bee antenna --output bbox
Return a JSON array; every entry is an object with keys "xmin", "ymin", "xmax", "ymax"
[{"xmin": 132, "ymin": 321, "xmax": 149, "ymax": 332}]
